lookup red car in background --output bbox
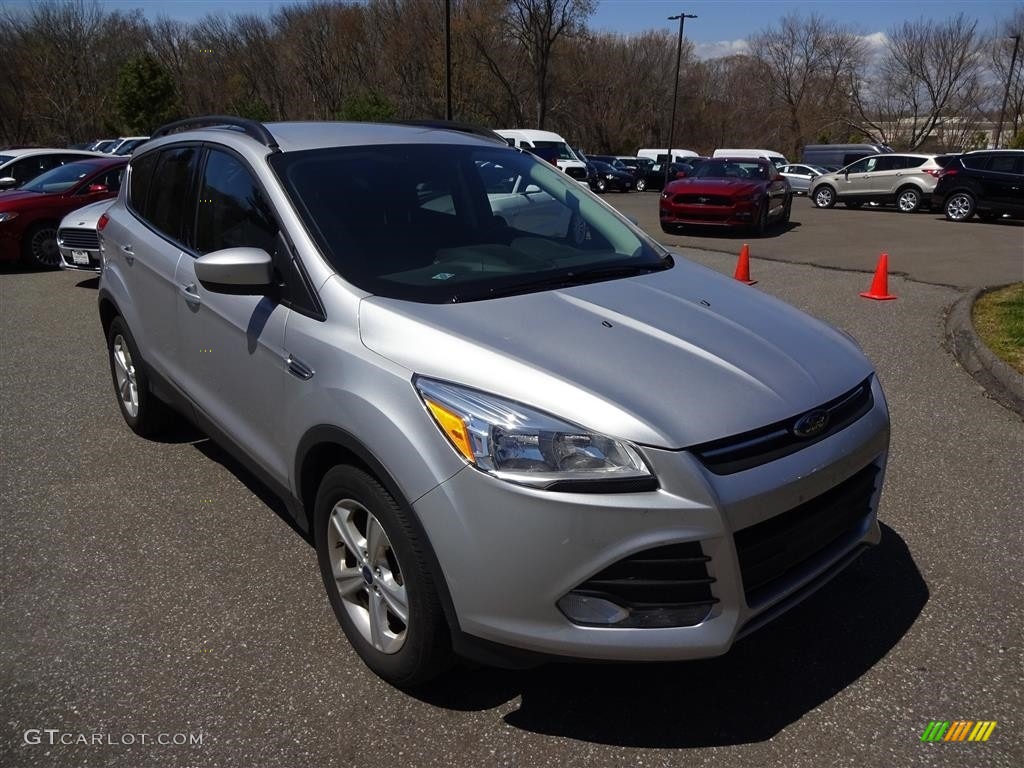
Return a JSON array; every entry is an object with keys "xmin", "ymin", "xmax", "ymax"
[
  {"xmin": 659, "ymin": 157, "xmax": 792, "ymax": 236},
  {"xmin": 0, "ymin": 157, "xmax": 126, "ymax": 268}
]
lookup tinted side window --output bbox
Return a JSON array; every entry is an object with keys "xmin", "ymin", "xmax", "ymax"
[
  {"xmin": 195, "ymin": 149, "xmax": 277, "ymax": 255},
  {"xmin": 987, "ymin": 155, "xmax": 1018, "ymax": 174},
  {"xmin": 147, "ymin": 147, "xmax": 199, "ymax": 242},
  {"xmin": 128, "ymin": 152, "xmax": 158, "ymax": 216},
  {"xmin": 903, "ymin": 157, "xmax": 927, "ymax": 168},
  {"xmin": 873, "ymin": 157, "xmax": 901, "ymax": 171},
  {"xmin": 962, "ymin": 154, "xmax": 989, "ymax": 170},
  {"xmin": 847, "ymin": 158, "xmax": 871, "ymax": 173}
]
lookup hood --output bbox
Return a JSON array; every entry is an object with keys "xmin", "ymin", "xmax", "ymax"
[
  {"xmin": 60, "ymin": 198, "xmax": 114, "ymax": 227},
  {"xmin": 0, "ymin": 189, "xmax": 48, "ymax": 208},
  {"xmin": 665, "ymin": 178, "xmax": 762, "ymax": 196},
  {"xmin": 357, "ymin": 259, "xmax": 873, "ymax": 449}
]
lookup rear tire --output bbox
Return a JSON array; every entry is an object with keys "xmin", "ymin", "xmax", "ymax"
[
  {"xmin": 754, "ymin": 199, "xmax": 769, "ymax": 236},
  {"xmin": 314, "ymin": 465, "xmax": 453, "ymax": 687},
  {"xmin": 896, "ymin": 186, "xmax": 921, "ymax": 213},
  {"xmin": 106, "ymin": 316, "xmax": 172, "ymax": 437}
]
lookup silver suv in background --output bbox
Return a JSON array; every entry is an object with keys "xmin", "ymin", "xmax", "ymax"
[
  {"xmin": 810, "ymin": 153, "xmax": 955, "ymax": 212},
  {"xmin": 97, "ymin": 117, "xmax": 890, "ymax": 687}
]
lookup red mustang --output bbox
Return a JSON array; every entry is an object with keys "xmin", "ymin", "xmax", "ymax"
[
  {"xmin": 659, "ymin": 157, "xmax": 792, "ymax": 236},
  {"xmin": 0, "ymin": 157, "xmax": 126, "ymax": 268}
]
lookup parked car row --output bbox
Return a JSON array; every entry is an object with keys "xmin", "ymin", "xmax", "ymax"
[
  {"xmin": 85, "ymin": 136, "xmax": 150, "ymax": 156},
  {"xmin": 0, "ymin": 157, "xmax": 126, "ymax": 267},
  {"xmin": 809, "ymin": 150, "xmax": 1024, "ymax": 221}
]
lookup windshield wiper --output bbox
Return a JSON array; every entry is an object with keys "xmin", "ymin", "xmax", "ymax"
[{"xmin": 454, "ymin": 257, "xmax": 673, "ymax": 302}]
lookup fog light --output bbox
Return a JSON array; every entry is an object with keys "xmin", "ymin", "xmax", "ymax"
[{"xmin": 557, "ymin": 593, "xmax": 629, "ymax": 625}]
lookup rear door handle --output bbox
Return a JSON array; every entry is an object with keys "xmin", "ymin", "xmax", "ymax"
[
  {"xmin": 120, "ymin": 243, "xmax": 134, "ymax": 264},
  {"xmin": 179, "ymin": 282, "xmax": 201, "ymax": 305},
  {"xmin": 286, "ymin": 355, "xmax": 314, "ymax": 380}
]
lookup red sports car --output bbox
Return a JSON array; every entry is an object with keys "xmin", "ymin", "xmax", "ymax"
[
  {"xmin": 659, "ymin": 157, "xmax": 792, "ymax": 236},
  {"xmin": 0, "ymin": 157, "xmax": 126, "ymax": 268}
]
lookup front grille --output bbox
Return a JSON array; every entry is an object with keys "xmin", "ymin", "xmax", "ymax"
[
  {"xmin": 58, "ymin": 228, "xmax": 99, "ymax": 250},
  {"xmin": 566, "ymin": 541, "xmax": 718, "ymax": 627},
  {"xmin": 734, "ymin": 463, "xmax": 879, "ymax": 606},
  {"xmin": 691, "ymin": 377, "xmax": 874, "ymax": 475},
  {"xmin": 672, "ymin": 194, "xmax": 733, "ymax": 206}
]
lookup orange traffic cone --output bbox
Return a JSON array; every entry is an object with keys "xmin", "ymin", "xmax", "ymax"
[
  {"xmin": 860, "ymin": 253, "xmax": 897, "ymax": 300},
  {"xmin": 733, "ymin": 243, "xmax": 757, "ymax": 285}
]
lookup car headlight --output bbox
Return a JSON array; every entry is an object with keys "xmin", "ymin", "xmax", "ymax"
[
  {"xmin": 0, "ymin": 212, "xmax": 18, "ymax": 223},
  {"xmin": 415, "ymin": 378, "xmax": 652, "ymax": 489},
  {"xmin": 737, "ymin": 192, "xmax": 760, "ymax": 201}
]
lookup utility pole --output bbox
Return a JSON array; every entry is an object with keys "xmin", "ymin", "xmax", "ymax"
[
  {"xmin": 445, "ymin": 0, "xmax": 453, "ymax": 120},
  {"xmin": 995, "ymin": 33, "xmax": 1021, "ymax": 148},
  {"xmin": 665, "ymin": 13, "xmax": 697, "ymax": 188}
]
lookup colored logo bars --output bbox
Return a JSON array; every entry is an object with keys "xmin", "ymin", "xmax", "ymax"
[{"xmin": 920, "ymin": 721, "xmax": 997, "ymax": 742}]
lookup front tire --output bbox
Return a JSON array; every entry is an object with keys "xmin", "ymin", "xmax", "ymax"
[
  {"xmin": 944, "ymin": 192, "xmax": 975, "ymax": 221},
  {"xmin": 106, "ymin": 316, "xmax": 171, "ymax": 437},
  {"xmin": 753, "ymin": 198, "xmax": 769, "ymax": 236},
  {"xmin": 896, "ymin": 186, "xmax": 921, "ymax": 213},
  {"xmin": 22, "ymin": 223, "xmax": 61, "ymax": 268},
  {"xmin": 314, "ymin": 466, "xmax": 452, "ymax": 687},
  {"xmin": 813, "ymin": 185, "xmax": 836, "ymax": 208}
]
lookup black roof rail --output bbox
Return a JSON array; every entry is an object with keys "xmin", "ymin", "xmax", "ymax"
[
  {"xmin": 150, "ymin": 115, "xmax": 279, "ymax": 151},
  {"xmin": 395, "ymin": 120, "xmax": 508, "ymax": 146}
]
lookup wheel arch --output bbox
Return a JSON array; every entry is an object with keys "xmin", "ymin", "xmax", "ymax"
[{"xmin": 295, "ymin": 425, "xmax": 463, "ymax": 635}]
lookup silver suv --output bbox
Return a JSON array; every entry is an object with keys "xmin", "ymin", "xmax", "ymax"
[
  {"xmin": 810, "ymin": 153, "xmax": 953, "ymax": 212},
  {"xmin": 97, "ymin": 117, "xmax": 890, "ymax": 687}
]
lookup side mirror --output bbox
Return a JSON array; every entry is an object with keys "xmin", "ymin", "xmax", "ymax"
[
  {"xmin": 522, "ymin": 184, "xmax": 541, "ymax": 194},
  {"xmin": 194, "ymin": 247, "xmax": 274, "ymax": 295},
  {"xmin": 87, "ymin": 183, "xmax": 108, "ymax": 193},
  {"xmin": 0, "ymin": 177, "xmax": 17, "ymax": 190}
]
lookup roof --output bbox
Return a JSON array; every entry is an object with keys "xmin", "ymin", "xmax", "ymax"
[{"xmin": 0, "ymin": 148, "xmax": 104, "ymax": 161}]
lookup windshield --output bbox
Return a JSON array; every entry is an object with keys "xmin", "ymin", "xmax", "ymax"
[
  {"xmin": 692, "ymin": 160, "xmax": 770, "ymax": 180},
  {"xmin": 0, "ymin": 154, "xmax": 13, "ymax": 165},
  {"xmin": 22, "ymin": 162, "xmax": 94, "ymax": 193},
  {"xmin": 271, "ymin": 143, "xmax": 669, "ymax": 303},
  {"xmin": 531, "ymin": 141, "xmax": 578, "ymax": 162}
]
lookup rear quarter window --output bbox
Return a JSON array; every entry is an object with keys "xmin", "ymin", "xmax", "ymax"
[
  {"xmin": 961, "ymin": 155, "xmax": 989, "ymax": 170},
  {"xmin": 128, "ymin": 152, "xmax": 158, "ymax": 218}
]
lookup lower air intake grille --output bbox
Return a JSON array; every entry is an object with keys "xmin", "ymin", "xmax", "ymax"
[
  {"xmin": 563, "ymin": 541, "xmax": 718, "ymax": 628},
  {"xmin": 734, "ymin": 463, "xmax": 879, "ymax": 606}
]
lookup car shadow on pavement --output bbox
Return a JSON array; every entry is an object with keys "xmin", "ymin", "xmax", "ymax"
[
  {"xmin": 75, "ymin": 276, "xmax": 99, "ymax": 289},
  {"xmin": 415, "ymin": 524, "xmax": 927, "ymax": 748}
]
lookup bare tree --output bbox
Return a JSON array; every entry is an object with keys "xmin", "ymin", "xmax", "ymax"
[
  {"xmin": 988, "ymin": 6, "xmax": 1024, "ymax": 143},
  {"xmin": 748, "ymin": 13, "xmax": 868, "ymax": 157},
  {"xmin": 505, "ymin": 0, "xmax": 596, "ymax": 128},
  {"xmin": 852, "ymin": 14, "xmax": 984, "ymax": 150}
]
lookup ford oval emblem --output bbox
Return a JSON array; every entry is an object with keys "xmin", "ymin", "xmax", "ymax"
[{"xmin": 793, "ymin": 409, "xmax": 829, "ymax": 438}]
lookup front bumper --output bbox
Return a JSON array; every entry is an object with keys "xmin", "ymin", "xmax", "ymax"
[
  {"xmin": 415, "ymin": 376, "xmax": 890, "ymax": 661},
  {"xmin": 660, "ymin": 199, "xmax": 760, "ymax": 227},
  {"xmin": 58, "ymin": 245, "xmax": 102, "ymax": 273}
]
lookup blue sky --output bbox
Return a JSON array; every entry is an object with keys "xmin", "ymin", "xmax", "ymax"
[{"xmin": 9, "ymin": 0, "xmax": 1020, "ymax": 58}]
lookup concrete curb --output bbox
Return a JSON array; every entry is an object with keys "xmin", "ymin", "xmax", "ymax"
[{"xmin": 945, "ymin": 287, "xmax": 1024, "ymax": 418}]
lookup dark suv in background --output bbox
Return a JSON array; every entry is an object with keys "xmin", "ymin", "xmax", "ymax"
[{"xmin": 932, "ymin": 150, "xmax": 1024, "ymax": 222}]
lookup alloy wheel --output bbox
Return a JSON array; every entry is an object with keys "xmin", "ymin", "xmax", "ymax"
[
  {"xmin": 30, "ymin": 227, "xmax": 60, "ymax": 267},
  {"xmin": 945, "ymin": 193, "xmax": 973, "ymax": 221},
  {"xmin": 814, "ymin": 187, "xmax": 834, "ymax": 208},
  {"xmin": 111, "ymin": 334, "xmax": 139, "ymax": 418},
  {"xmin": 897, "ymin": 189, "xmax": 920, "ymax": 212},
  {"xmin": 327, "ymin": 498, "xmax": 408, "ymax": 654}
]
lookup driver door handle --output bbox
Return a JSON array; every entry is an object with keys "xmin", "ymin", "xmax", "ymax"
[{"xmin": 179, "ymin": 282, "xmax": 202, "ymax": 305}]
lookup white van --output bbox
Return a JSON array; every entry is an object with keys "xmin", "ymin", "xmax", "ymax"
[
  {"xmin": 637, "ymin": 148, "xmax": 698, "ymax": 163},
  {"xmin": 713, "ymin": 148, "xmax": 789, "ymax": 169},
  {"xmin": 495, "ymin": 129, "xmax": 589, "ymax": 184}
]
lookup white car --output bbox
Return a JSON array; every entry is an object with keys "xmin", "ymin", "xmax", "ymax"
[
  {"xmin": 0, "ymin": 148, "xmax": 105, "ymax": 190},
  {"xmin": 57, "ymin": 199, "xmax": 114, "ymax": 273},
  {"xmin": 779, "ymin": 164, "xmax": 831, "ymax": 195}
]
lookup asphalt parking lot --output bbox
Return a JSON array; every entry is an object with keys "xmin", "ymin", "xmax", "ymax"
[
  {"xmin": 610, "ymin": 193, "xmax": 1023, "ymax": 288},
  {"xmin": 1, "ymin": 210, "xmax": 1021, "ymax": 767}
]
